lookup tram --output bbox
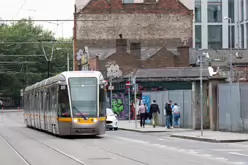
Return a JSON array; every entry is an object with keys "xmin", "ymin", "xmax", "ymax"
[{"xmin": 23, "ymin": 71, "xmax": 107, "ymax": 136}]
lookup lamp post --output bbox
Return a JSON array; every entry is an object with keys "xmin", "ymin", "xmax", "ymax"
[
  {"xmin": 224, "ymin": 17, "xmax": 233, "ymax": 83},
  {"xmin": 198, "ymin": 52, "xmax": 221, "ymax": 136},
  {"xmin": 197, "ymin": 52, "xmax": 209, "ymax": 136}
]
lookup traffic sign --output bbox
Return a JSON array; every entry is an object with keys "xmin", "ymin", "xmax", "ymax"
[{"xmin": 108, "ymin": 86, "xmax": 114, "ymax": 90}]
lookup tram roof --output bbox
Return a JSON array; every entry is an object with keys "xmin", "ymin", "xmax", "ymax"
[{"xmin": 24, "ymin": 71, "xmax": 104, "ymax": 92}]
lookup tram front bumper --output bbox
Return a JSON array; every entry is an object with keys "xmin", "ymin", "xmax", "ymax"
[{"xmin": 71, "ymin": 118, "xmax": 105, "ymax": 135}]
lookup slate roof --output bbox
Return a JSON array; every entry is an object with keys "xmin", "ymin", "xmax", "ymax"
[
  {"xmin": 88, "ymin": 47, "xmax": 178, "ymax": 60},
  {"xmin": 127, "ymin": 67, "xmax": 210, "ymax": 78}
]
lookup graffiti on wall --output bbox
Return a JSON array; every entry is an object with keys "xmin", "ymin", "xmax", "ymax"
[{"xmin": 112, "ymin": 93, "xmax": 128, "ymax": 119}]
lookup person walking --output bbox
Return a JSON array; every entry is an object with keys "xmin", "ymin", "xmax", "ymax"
[
  {"xmin": 165, "ymin": 100, "xmax": 173, "ymax": 129},
  {"xmin": 138, "ymin": 103, "xmax": 147, "ymax": 128},
  {"xmin": 172, "ymin": 103, "xmax": 180, "ymax": 128},
  {"xmin": 149, "ymin": 100, "xmax": 160, "ymax": 128}
]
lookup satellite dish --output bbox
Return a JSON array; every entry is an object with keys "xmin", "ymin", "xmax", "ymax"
[{"xmin": 235, "ymin": 52, "xmax": 243, "ymax": 59}]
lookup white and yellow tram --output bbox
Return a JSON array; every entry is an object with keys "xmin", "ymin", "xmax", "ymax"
[{"xmin": 23, "ymin": 71, "xmax": 107, "ymax": 136}]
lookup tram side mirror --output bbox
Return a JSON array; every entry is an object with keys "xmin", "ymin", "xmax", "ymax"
[{"xmin": 115, "ymin": 114, "xmax": 117, "ymax": 117}]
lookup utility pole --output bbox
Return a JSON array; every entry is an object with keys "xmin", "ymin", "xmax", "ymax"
[
  {"xmin": 67, "ymin": 52, "xmax": 70, "ymax": 71},
  {"xmin": 39, "ymin": 40, "xmax": 56, "ymax": 78},
  {"xmin": 132, "ymin": 76, "xmax": 137, "ymax": 128},
  {"xmin": 128, "ymin": 77, "xmax": 131, "ymax": 123},
  {"xmin": 200, "ymin": 54, "xmax": 203, "ymax": 136}
]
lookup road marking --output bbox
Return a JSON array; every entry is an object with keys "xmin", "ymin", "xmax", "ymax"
[
  {"xmin": 158, "ymin": 138, "xmax": 164, "ymax": 141},
  {"xmin": 188, "ymin": 150, "xmax": 198, "ymax": 154},
  {"xmin": 232, "ymin": 162, "xmax": 245, "ymax": 165},
  {"xmin": 212, "ymin": 149, "xmax": 245, "ymax": 152},
  {"xmin": 215, "ymin": 157, "xmax": 227, "ymax": 161},
  {"xmin": 228, "ymin": 152, "xmax": 248, "ymax": 157},
  {"xmin": 201, "ymin": 154, "xmax": 212, "ymax": 157}
]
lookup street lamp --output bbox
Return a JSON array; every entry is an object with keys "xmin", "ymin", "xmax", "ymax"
[
  {"xmin": 197, "ymin": 52, "xmax": 221, "ymax": 136},
  {"xmin": 197, "ymin": 52, "xmax": 208, "ymax": 136},
  {"xmin": 224, "ymin": 16, "xmax": 233, "ymax": 83}
]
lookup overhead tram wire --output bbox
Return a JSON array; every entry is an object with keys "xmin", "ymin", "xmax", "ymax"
[
  {"xmin": 0, "ymin": 41, "xmax": 73, "ymax": 44},
  {"xmin": 0, "ymin": 19, "xmax": 107, "ymax": 22},
  {"xmin": 12, "ymin": 0, "xmax": 27, "ymax": 19}
]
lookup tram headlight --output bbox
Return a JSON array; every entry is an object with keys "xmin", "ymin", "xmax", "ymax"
[
  {"xmin": 93, "ymin": 118, "xmax": 98, "ymax": 123},
  {"xmin": 73, "ymin": 119, "xmax": 78, "ymax": 123}
]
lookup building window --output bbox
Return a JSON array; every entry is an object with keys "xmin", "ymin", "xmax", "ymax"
[
  {"xmin": 246, "ymin": 0, "xmax": 248, "ymax": 20},
  {"xmin": 195, "ymin": 0, "xmax": 201, "ymax": 22},
  {"xmin": 246, "ymin": 23, "xmax": 248, "ymax": 48},
  {"xmin": 208, "ymin": 25, "xmax": 222, "ymax": 49},
  {"xmin": 228, "ymin": 0, "xmax": 235, "ymax": 22},
  {"xmin": 195, "ymin": 25, "xmax": 202, "ymax": 49},
  {"xmin": 241, "ymin": 24, "xmax": 244, "ymax": 48},
  {"xmin": 241, "ymin": 0, "xmax": 244, "ymax": 21},
  {"xmin": 122, "ymin": 0, "xmax": 134, "ymax": 3},
  {"xmin": 228, "ymin": 25, "xmax": 235, "ymax": 48},
  {"xmin": 208, "ymin": 0, "xmax": 222, "ymax": 23}
]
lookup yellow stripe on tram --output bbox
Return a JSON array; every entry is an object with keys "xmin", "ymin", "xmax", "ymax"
[{"xmin": 57, "ymin": 118, "xmax": 72, "ymax": 122}]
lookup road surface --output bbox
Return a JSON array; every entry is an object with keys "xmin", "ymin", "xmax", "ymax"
[{"xmin": 0, "ymin": 111, "xmax": 247, "ymax": 165}]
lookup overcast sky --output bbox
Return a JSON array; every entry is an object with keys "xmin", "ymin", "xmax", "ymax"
[{"xmin": 0, "ymin": 0, "xmax": 74, "ymax": 38}]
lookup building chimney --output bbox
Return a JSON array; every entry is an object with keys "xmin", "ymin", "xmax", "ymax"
[
  {"xmin": 130, "ymin": 42, "xmax": 141, "ymax": 68},
  {"xmin": 130, "ymin": 42, "xmax": 141, "ymax": 58},
  {"xmin": 176, "ymin": 46, "xmax": 190, "ymax": 67},
  {"xmin": 116, "ymin": 38, "xmax": 127, "ymax": 53},
  {"xmin": 89, "ymin": 56, "xmax": 100, "ymax": 71}
]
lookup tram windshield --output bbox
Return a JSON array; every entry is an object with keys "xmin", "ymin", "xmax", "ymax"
[{"xmin": 69, "ymin": 77, "xmax": 97, "ymax": 118}]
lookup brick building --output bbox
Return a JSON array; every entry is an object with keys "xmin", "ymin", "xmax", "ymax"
[
  {"xmin": 88, "ymin": 38, "xmax": 190, "ymax": 77},
  {"xmin": 74, "ymin": 0, "xmax": 193, "ymax": 71}
]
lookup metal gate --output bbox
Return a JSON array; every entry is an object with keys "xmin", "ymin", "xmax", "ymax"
[
  {"xmin": 142, "ymin": 90, "xmax": 192, "ymax": 128},
  {"xmin": 218, "ymin": 84, "xmax": 248, "ymax": 132}
]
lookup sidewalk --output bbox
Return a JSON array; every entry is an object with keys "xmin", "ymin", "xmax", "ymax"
[
  {"xmin": 171, "ymin": 130, "xmax": 248, "ymax": 143},
  {"xmin": 118, "ymin": 120, "xmax": 192, "ymax": 133}
]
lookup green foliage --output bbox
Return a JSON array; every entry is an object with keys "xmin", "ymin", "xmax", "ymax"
[{"xmin": 0, "ymin": 19, "xmax": 73, "ymax": 104}]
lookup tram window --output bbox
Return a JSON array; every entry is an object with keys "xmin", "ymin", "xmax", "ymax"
[
  {"xmin": 99, "ymin": 86, "xmax": 107, "ymax": 117},
  {"xmin": 50, "ymin": 86, "xmax": 57, "ymax": 116},
  {"xmin": 58, "ymin": 86, "xmax": 70, "ymax": 117},
  {"xmin": 69, "ymin": 77, "xmax": 97, "ymax": 118}
]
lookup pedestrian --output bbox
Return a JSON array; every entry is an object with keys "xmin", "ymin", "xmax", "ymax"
[
  {"xmin": 149, "ymin": 100, "xmax": 160, "ymax": 128},
  {"xmin": 138, "ymin": 103, "xmax": 147, "ymax": 128},
  {"xmin": 165, "ymin": 100, "xmax": 173, "ymax": 129},
  {"xmin": 172, "ymin": 103, "xmax": 180, "ymax": 128}
]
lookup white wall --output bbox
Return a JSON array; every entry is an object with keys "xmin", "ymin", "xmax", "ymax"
[
  {"xmin": 179, "ymin": 0, "xmax": 194, "ymax": 10},
  {"xmin": 75, "ymin": 0, "xmax": 90, "ymax": 11}
]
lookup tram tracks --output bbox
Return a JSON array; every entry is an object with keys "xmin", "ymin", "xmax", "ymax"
[
  {"xmin": 0, "ymin": 134, "xmax": 31, "ymax": 165},
  {"xmin": 2, "ymin": 113, "xmax": 148, "ymax": 165},
  {"xmin": 0, "ymin": 127, "xmax": 87, "ymax": 165}
]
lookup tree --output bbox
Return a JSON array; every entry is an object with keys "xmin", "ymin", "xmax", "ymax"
[{"xmin": 0, "ymin": 18, "xmax": 73, "ymax": 106}]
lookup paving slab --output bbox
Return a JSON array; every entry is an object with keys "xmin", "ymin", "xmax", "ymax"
[
  {"xmin": 118, "ymin": 120, "xmax": 192, "ymax": 133},
  {"xmin": 171, "ymin": 130, "xmax": 248, "ymax": 143}
]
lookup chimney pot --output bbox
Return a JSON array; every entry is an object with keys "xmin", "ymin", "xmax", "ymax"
[{"xmin": 116, "ymin": 39, "xmax": 127, "ymax": 53}]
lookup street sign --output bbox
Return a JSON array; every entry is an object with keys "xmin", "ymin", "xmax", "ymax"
[{"xmin": 108, "ymin": 86, "xmax": 114, "ymax": 90}]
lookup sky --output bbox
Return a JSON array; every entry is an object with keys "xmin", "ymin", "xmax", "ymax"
[{"xmin": 0, "ymin": 0, "xmax": 74, "ymax": 38}]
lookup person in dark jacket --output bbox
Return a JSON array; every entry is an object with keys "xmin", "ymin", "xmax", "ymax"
[
  {"xmin": 149, "ymin": 100, "xmax": 160, "ymax": 128},
  {"xmin": 165, "ymin": 100, "xmax": 173, "ymax": 129}
]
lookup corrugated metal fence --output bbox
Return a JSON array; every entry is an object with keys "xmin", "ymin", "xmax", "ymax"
[
  {"xmin": 218, "ymin": 84, "xmax": 248, "ymax": 132},
  {"xmin": 142, "ymin": 90, "xmax": 193, "ymax": 128}
]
